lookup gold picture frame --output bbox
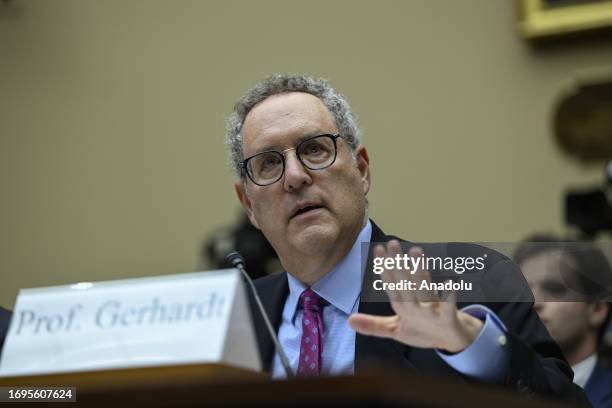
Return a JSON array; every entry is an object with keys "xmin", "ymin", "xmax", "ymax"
[{"xmin": 518, "ymin": 0, "xmax": 612, "ymax": 40}]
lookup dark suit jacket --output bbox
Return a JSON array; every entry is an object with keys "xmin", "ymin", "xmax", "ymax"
[
  {"xmin": 0, "ymin": 307, "xmax": 11, "ymax": 355},
  {"xmin": 249, "ymin": 220, "xmax": 589, "ymax": 404},
  {"xmin": 585, "ymin": 361, "xmax": 612, "ymax": 408}
]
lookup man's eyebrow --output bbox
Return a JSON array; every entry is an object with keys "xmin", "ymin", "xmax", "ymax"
[
  {"xmin": 540, "ymin": 278, "xmax": 564, "ymax": 286},
  {"xmin": 541, "ymin": 277, "xmax": 563, "ymax": 283},
  {"xmin": 251, "ymin": 131, "xmax": 331, "ymax": 155}
]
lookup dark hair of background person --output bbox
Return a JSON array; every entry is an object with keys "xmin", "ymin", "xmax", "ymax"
[{"xmin": 203, "ymin": 212, "xmax": 281, "ymax": 280}]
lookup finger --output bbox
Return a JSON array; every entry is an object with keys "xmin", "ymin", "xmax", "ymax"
[
  {"xmin": 408, "ymin": 245, "xmax": 422, "ymax": 259},
  {"xmin": 348, "ymin": 313, "xmax": 399, "ymax": 339},
  {"xmin": 374, "ymin": 243, "xmax": 403, "ymax": 303},
  {"xmin": 409, "ymin": 246, "xmax": 438, "ymax": 302},
  {"xmin": 373, "ymin": 243, "xmax": 387, "ymax": 262},
  {"xmin": 385, "ymin": 240, "xmax": 402, "ymax": 284},
  {"xmin": 386, "ymin": 240, "xmax": 412, "ymax": 294},
  {"xmin": 409, "ymin": 246, "xmax": 429, "ymax": 281},
  {"xmin": 441, "ymin": 281, "xmax": 458, "ymax": 316},
  {"xmin": 389, "ymin": 297, "xmax": 419, "ymax": 317},
  {"xmin": 383, "ymin": 240, "xmax": 418, "ymax": 304}
]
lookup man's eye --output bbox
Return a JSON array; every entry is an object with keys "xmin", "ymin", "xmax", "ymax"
[
  {"xmin": 302, "ymin": 142, "xmax": 323, "ymax": 155},
  {"xmin": 541, "ymin": 282, "xmax": 568, "ymax": 297},
  {"xmin": 261, "ymin": 156, "xmax": 281, "ymax": 169}
]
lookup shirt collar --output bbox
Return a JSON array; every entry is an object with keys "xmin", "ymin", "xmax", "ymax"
[
  {"xmin": 285, "ymin": 220, "xmax": 372, "ymax": 320},
  {"xmin": 571, "ymin": 353, "xmax": 598, "ymax": 388}
]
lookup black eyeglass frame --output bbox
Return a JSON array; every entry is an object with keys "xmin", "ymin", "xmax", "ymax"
[{"xmin": 241, "ymin": 134, "xmax": 344, "ymax": 186}]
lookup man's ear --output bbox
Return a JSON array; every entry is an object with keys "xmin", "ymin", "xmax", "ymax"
[
  {"xmin": 354, "ymin": 145, "xmax": 371, "ymax": 195},
  {"xmin": 589, "ymin": 302, "xmax": 610, "ymax": 329},
  {"xmin": 234, "ymin": 181, "xmax": 260, "ymax": 229}
]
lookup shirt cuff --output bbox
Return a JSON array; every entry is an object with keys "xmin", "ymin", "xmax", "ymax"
[{"xmin": 435, "ymin": 304, "xmax": 509, "ymax": 382}]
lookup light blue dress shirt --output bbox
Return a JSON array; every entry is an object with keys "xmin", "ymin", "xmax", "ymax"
[{"xmin": 272, "ymin": 220, "xmax": 509, "ymax": 381}]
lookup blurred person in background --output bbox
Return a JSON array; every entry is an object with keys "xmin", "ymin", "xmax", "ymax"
[{"xmin": 516, "ymin": 236, "xmax": 612, "ymax": 408}]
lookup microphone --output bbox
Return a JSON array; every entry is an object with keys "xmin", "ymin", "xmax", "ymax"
[{"xmin": 224, "ymin": 251, "xmax": 294, "ymax": 379}]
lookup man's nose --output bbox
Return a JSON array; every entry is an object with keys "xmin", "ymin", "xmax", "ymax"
[
  {"xmin": 283, "ymin": 150, "xmax": 312, "ymax": 192},
  {"xmin": 533, "ymin": 300, "xmax": 543, "ymax": 314}
]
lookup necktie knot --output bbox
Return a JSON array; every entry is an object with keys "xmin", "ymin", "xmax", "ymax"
[{"xmin": 299, "ymin": 288, "xmax": 323, "ymax": 312}]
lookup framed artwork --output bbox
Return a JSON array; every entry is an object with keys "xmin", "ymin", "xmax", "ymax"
[{"xmin": 518, "ymin": 0, "xmax": 612, "ymax": 40}]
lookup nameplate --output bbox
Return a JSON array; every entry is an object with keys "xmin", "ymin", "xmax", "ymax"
[{"xmin": 0, "ymin": 269, "xmax": 261, "ymax": 376}]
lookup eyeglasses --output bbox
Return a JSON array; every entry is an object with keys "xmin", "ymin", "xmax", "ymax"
[{"xmin": 241, "ymin": 134, "xmax": 344, "ymax": 186}]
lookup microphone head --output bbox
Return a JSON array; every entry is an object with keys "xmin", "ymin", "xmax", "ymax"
[{"xmin": 224, "ymin": 251, "xmax": 245, "ymax": 269}]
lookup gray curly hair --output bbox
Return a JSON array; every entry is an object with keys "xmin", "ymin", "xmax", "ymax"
[{"xmin": 225, "ymin": 74, "xmax": 362, "ymax": 179}]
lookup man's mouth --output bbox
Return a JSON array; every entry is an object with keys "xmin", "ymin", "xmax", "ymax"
[{"xmin": 290, "ymin": 204, "xmax": 325, "ymax": 219}]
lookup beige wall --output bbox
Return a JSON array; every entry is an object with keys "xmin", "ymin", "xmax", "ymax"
[{"xmin": 1, "ymin": 0, "xmax": 611, "ymax": 308}]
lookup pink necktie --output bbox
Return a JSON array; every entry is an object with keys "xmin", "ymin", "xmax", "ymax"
[{"xmin": 297, "ymin": 288, "xmax": 325, "ymax": 376}]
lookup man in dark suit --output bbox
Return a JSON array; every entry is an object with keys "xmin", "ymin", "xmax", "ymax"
[
  {"xmin": 226, "ymin": 74, "xmax": 588, "ymax": 403},
  {"xmin": 585, "ymin": 363, "xmax": 612, "ymax": 408},
  {"xmin": 0, "ymin": 306, "xmax": 11, "ymax": 354},
  {"xmin": 516, "ymin": 237, "xmax": 612, "ymax": 407}
]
